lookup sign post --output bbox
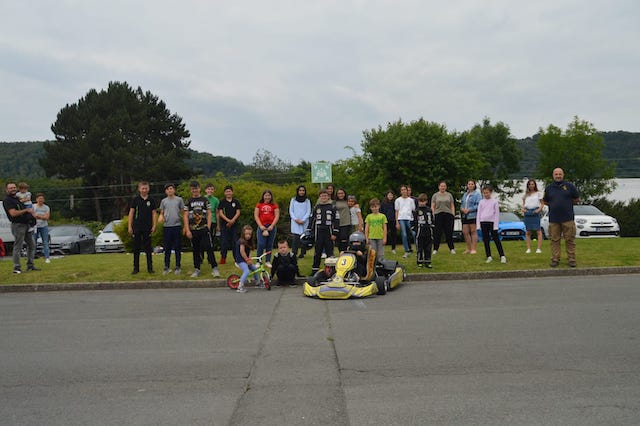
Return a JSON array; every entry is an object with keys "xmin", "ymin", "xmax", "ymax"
[{"xmin": 311, "ymin": 162, "xmax": 332, "ymax": 188}]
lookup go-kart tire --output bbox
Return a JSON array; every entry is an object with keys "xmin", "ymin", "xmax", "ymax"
[
  {"xmin": 376, "ymin": 276, "xmax": 387, "ymax": 295},
  {"xmin": 226, "ymin": 274, "xmax": 240, "ymax": 289}
]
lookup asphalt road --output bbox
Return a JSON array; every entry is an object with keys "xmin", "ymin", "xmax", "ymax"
[{"xmin": 1, "ymin": 275, "xmax": 639, "ymax": 425}]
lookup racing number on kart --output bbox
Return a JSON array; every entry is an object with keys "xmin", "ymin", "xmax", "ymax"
[{"xmin": 340, "ymin": 258, "xmax": 348, "ymax": 266}]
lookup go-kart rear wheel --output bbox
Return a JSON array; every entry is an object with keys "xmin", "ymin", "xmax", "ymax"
[
  {"xmin": 375, "ymin": 276, "xmax": 387, "ymax": 295},
  {"xmin": 226, "ymin": 274, "xmax": 240, "ymax": 289}
]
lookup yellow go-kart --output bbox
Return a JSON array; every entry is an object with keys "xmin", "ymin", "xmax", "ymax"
[{"xmin": 303, "ymin": 249, "xmax": 405, "ymax": 299}]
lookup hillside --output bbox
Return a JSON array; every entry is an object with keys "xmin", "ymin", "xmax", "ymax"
[{"xmin": 2, "ymin": 132, "xmax": 640, "ymax": 179}]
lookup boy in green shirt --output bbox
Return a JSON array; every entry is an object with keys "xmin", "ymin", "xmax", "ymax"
[{"xmin": 364, "ymin": 198, "xmax": 387, "ymax": 262}]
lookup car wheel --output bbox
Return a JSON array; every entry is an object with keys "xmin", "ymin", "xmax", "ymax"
[{"xmin": 375, "ymin": 276, "xmax": 387, "ymax": 295}]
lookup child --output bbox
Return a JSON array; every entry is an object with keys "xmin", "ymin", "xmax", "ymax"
[
  {"xmin": 364, "ymin": 198, "xmax": 387, "ymax": 263},
  {"xmin": 128, "ymin": 181, "xmax": 158, "ymax": 274},
  {"xmin": 412, "ymin": 193, "xmax": 434, "ymax": 268},
  {"xmin": 17, "ymin": 182, "xmax": 36, "ymax": 231},
  {"xmin": 347, "ymin": 195, "xmax": 363, "ymax": 232},
  {"xmin": 476, "ymin": 185, "xmax": 507, "ymax": 264},
  {"xmin": 308, "ymin": 189, "xmax": 339, "ymax": 275},
  {"xmin": 345, "ymin": 231, "xmax": 376, "ymax": 282},
  {"xmin": 217, "ymin": 185, "xmax": 241, "ymax": 264},
  {"xmin": 233, "ymin": 225, "xmax": 257, "ymax": 293},
  {"xmin": 270, "ymin": 239, "xmax": 300, "ymax": 287},
  {"xmin": 159, "ymin": 183, "xmax": 185, "ymax": 275}
]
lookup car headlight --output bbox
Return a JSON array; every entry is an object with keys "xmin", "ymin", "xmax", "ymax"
[{"xmin": 576, "ymin": 218, "xmax": 587, "ymax": 224}]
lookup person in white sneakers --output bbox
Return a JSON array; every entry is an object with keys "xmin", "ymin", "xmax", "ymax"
[
  {"xmin": 476, "ymin": 185, "xmax": 507, "ymax": 264},
  {"xmin": 522, "ymin": 179, "xmax": 544, "ymax": 254}
]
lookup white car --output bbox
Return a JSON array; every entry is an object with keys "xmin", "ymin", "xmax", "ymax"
[
  {"xmin": 541, "ymin": 205, "xmax": 620, "ymax": 238},
  {"xmin": 95, "ymin": 220, "xmax": 125, "ymax": 253}
]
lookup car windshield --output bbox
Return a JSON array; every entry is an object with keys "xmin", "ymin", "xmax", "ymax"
[
  {"xmin": 499, "ymin": 212, "xmax": 521, "ymax": 222},
  {"xmin": 49, "ymin": 226, "xmax": 78, "ymax": 237},
  {"xmin": 103, "ymin": 221, "xmax": 120, "ymax": 232},
  {"xmin": 574, "ymin": 205, "xmax": 605, "ymax": 215}
]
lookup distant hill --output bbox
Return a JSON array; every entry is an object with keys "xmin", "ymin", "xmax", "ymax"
[
  {"xmin": 515, "ymin": 131, "xmax": 640, "ymax": 178},
  {"xmin": 2, "ymin": 132, "xmax": 639, "ymax": 180}
]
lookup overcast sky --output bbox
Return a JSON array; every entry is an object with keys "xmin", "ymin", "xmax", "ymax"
[{"xmin": 1, "ymin": 0, "xmax": 638, "ymax": 165}]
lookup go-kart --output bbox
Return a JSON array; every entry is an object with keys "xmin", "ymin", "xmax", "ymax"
[{"xmin": 303, "ymin": 249, "xmax": 405, "ymax": 299}]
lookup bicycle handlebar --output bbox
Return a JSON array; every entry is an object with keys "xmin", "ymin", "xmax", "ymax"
[{"xmin": 250, "ymin": 251, "xmax": 272, "ymax": 262}]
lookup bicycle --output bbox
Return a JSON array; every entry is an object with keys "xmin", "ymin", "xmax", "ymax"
[{"xmin": 226, "ymin": 251, "xmax": 272, "ymax": 291}]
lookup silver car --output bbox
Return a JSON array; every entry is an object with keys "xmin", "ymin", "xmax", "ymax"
[{"xmin": 95, "ymin": 220, "xmax": 125, "ymax": 253}]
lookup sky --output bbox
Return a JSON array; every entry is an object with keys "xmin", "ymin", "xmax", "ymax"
[{"xmin": 1, "ymin": 0, "xmax": 639, "ymax": 165}]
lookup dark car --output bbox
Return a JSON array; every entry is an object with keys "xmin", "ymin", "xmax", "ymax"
[
  {"xmin": 38, "ymin": 225, "xmax": 96, "ymax": 255},
  {"xmin": 477, "ymin": 212, "xmax": 526, "ymax": 241}
]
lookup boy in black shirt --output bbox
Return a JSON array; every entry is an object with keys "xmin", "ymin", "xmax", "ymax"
[
  {"xmin": 271, "ymin": 240, "xmax": 300, "ymax": 287},
  {"xmin": 412, "ymin": 193, "xmax": 434, "ymax": 268},
  {"xmin": 128, "ymin": 181, "xmax": 158, "ymax": 274}
]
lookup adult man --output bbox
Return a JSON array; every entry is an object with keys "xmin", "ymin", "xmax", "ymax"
[
  {"xmin": 183, "ymin": 181, "xmax": 219, "ymax": 278},
  {"xmin": 128, "ymin": 181, "xmax": 158, "ymax": 274},
  {"xmin": 543, "ymin": 168, "xmax": 580, "ymax": 267},
  {"xmin": 3, "ymin": 182, "xmax": 39, "ymax": 273}
]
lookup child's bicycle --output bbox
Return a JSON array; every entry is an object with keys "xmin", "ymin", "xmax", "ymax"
[{"xmin": 226, "ymin": 251, "xmax": 272, "ymax": 291}]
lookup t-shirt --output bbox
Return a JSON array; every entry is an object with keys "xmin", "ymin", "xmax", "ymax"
[
  {"xmin": 218, "ymin": 198, "xmax": 241, "ymax": 225},
  {"xmin": 543, "ymin": 181, "xmax": 579, "ymax": 223},
  {"xmin": 206, "ymin": 195, "xmax": 219, "ymax": 224},
  {"xmin": 523, "ymin": 192, "xmax": 543, "ymax": 210},
  {"xmin": 255, "ymin": 202, "xmax": 278, "ymax": 226},
  {"xmin": 350, "ymin": 206, "xmax": 361, "ymax": 226},
  {"xmin": 394, "ymin": 196, "xmax": 415, "ymax": 221},
  {"xmin": 159, "ymin": 196, "xmax": 185, "ymax": 227},
  {"xmin": 365, "ymin": 212, "xmax": 387, "ymax": 240},
  {"xmin": 34, "ymin": 204, "xmax": 50, "ymax": 228},
  {"xmin": 3, "ymin": 195, "xmax": 30, "ymax": 224},
  {"xmin": 129, "ymin": 195, "xmax": 158, "ymax": 230},
  {"xmin": 184, "ymin": 196, "xmax": 211, "ymax": 231},
  {"xmin": 431, "ymin": 192, "xmax": 455, "ymax": 215}
]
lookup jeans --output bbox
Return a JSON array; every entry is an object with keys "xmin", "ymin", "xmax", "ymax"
[
  {"xmin": 11, "ymin": 223, "xmax": 35, "ymax": 269},
  {"xmin": 238, "ymin": 261, "xmax": 258, "ymax": 286},
  {"xmin": 163, "ymin": 226, "xmax": 182, "ymax": 269},
  {"xmin": 35, "ymin": 226, "xmax": 50, "ymax": 259},
  {"xmin": 256, "ymin": 225, "xmax": 277, "ymax": 262},
  {"xmin": 398, "ymin": 219, "xmax": 414, "ymax": 252}
]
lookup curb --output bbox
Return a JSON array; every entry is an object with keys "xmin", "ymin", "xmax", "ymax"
[{"xmin": 2, "ymin": 267, "xmax": 639, "ymax": 293}]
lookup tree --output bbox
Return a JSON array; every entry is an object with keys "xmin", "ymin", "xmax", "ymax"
[
  {"xmin": 536, "ymin": 116, "xmax": 616, "ymax": 201},
  {"xmin": 460, "ymin": 117, "xmax": 522, "ymax": 196},
  {"xmin": 41, "ymin": 81, "xmax": 193, "ymax": 221},
  {"xmin": 348, "ymin": 118, "xmax": 482, "ymax": 199}
]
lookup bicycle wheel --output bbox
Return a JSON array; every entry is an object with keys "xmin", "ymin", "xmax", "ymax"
[
  {"xmin": 226, "ymin": 274, "xmax": 241, "ymax": 289},
  {"xmin": 262, "ymin": 272, "xmax": 271, "ymax": 291}
]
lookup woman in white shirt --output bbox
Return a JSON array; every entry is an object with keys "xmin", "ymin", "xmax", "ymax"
[{"xmin": 522, "ymin": 179, "xmax": 544, "ymax": 254}]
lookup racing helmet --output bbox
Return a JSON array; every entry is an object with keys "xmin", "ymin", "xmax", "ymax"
[
  {"xmin": 348, "ymin": 231, "xmax": 366, "ymax": 250},
  {"xmin": 300, "ymin": 229, "xmax": 315, "ymax": 250}
]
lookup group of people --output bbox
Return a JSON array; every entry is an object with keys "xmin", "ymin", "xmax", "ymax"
[
  {"xmin": 3, "ymin": 181, "xmax": 51, "ymax": 274},
  {"xmin": 4, "ymin": 167, "xmax": 579, "ymax": 281}
]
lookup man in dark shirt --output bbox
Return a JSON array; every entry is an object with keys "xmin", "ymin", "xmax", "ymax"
[
  {"xmin": 543, "ymin": 168, "xmax": 580, "ymax": 268},
  {"xmin": 3, "ymin": 182, "xmax": 38, "ymax": 274},
  {"xmin": 128, "ymin": 181, "xmax": 158, "ymax": 274}
]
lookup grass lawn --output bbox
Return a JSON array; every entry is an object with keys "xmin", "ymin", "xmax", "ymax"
[{"xmin": 2, "ymin": 237, "xmax": 639, "ymax": 286}]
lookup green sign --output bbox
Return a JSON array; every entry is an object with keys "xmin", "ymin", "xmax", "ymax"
[{"xmin": 311, "ymin": 162, "xmax": 332, "ymax": 183}]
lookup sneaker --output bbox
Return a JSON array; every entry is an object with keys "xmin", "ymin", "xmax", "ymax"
[
  {"xmin": 265, "ymin": 262, "xmax": 272, "ymax": 268},
  {"xmin": 190, "ymin": 269, "xmax": 201, "ymax": 278},
  {"xmin": 568, "ymin": 261, "xmax": 577, "ymax": 268},
  {"xmin": 27, "ymin": 266, "xmax": 41, "ymax": 271},
  {"xmin": 417, "ymin": 263, "xmax": 423, "ymax": 268},
  {"xmin": 131, "ymin": 269, "xmax": 139, "ymax": 275},
  {"xmin": 500, "ymin": 256, "xmax": 507, "ymax": 264},
  {"xmin": 219, "ymin": 257, "xmax": 226, "ymax": 265},
  {"xmin": 486, "ymin": 256, "xmax": 493, "ymax": 263},
  {"xmin": 550, "ymin": 260, "xmax": 559, "ymax": 267},
  {"xmin": 402, "ymin": 252, "xmax": 410, "ymax": 258},
  {"xmin": 147, "ymin": 269, "xmax": 154, "ymax": 274},
  {"xmin": 162, "ymin": 268, "xmax": 171, "ymax": 275},
  {"xmin": 45, "ymin": 258, "xmax": 51, "ymax": 264},
  {"xmin": 432, "ymin": 250, "xmax": 438, "ymax": 255},
  {"xmin": 536, "ymin": 248, "xmax": 542, "ymax": 254},
  {"xmin": 391, "ymin": 249, "xmax": 396, "ymax": 254},
  {"xmin": 174, "ymin": 268, "xmax": 181, "ymax": 275},
  {"xmin": 426, "ymin": 263, "xmax": 433, "ymax": 269},
  {"xmin": 525, "ymin": 249, "xmax": 531, "ymax": 254},
  {"xmin": 289, "ymin": 283, "xmax": 298, "ymax": 288},
  {"xmin": 450, "ymin": 249, "xmax": 456, "ymax": 254},
  {"xmin": 13, "ymin": 266, "xmax": 21, "ymax": 274},
  {"xmin": 236, "ymin": 287, "xmax": 247, "ymax": 293},
  {"xmin": 212, "ymin": 267, "xmax": 220, "ymax": 277},
  {"xmin": 321, "ymin": 253, "xmax": 327, "ymax": 259},
  {"xmin": 298, "ymin": 254, "xmax": 305, "ymax": 259}
]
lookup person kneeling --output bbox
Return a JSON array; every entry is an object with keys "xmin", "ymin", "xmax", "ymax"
[{"xmin": 271, "ymin": 240, "xmax": 300, "ymax": 287}]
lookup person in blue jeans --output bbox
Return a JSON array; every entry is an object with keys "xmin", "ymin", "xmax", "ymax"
[
  {"xmin": 394, "ymin": 185, "xmax": 416, "ymax": 258},
  {"xmin": 33, "ymin": 193, "xmax": 51, "ymax": 263}
]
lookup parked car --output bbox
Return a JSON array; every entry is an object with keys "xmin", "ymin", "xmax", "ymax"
[
  {"xmin": 38, "ymin": 225, "xmax": 96, "ymax": 255},
  {"xmin": 477, "ymin": 212, "xmax": 526, "ymax": 241},
  {"xmin": 541, "ymin": 205, "xmax": 620, "ymax": 238},
  {"xmin": 95, "ymin": 220, "xmax": 125, "ymax": 253}
]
